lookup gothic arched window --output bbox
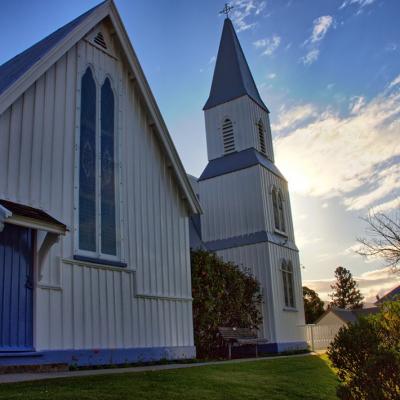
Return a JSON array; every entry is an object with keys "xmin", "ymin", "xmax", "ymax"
[
  {"xmin": 278, "ymin": 190, "xmax": 286, "ymax": 233},
  {"xmin": 282, "ymin": 260, "xmax": 295, "ymax": 308},
  {"xmin": 79, "ymin": 67, "xmax": 97, "ymax": 252},
  {"xmin": 78, "ymin": 68, "xmax": 118, "ymax": 259},
  {"xmin": 257, "ymin": 120, "xmax": 266, "ymax": 155},
  {"xmin": 272, "ymin": 187, "xmax": 286, "ymax": 233},
  {"xmin": 272, "ymin": 188, "xmax": 280, "ymax": 230},
  {"xmin": 222, "ymin": 118, "xmax": 235, "ymax": 154},
  {"xmin": 100, "ymin": 78, "xmax": 116, "ymax": 256}
]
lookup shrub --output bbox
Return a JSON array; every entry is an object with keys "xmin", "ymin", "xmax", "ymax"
[
  {"xmin": 327, "ymin": 301, "xmax": 400, "ymax": 399},
  {"xmin": 191, "ymin": 250, "xmax": 263, "ymax": 359}
]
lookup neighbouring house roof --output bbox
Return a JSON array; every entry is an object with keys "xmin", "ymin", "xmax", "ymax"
[
  {"xmin": 316, "ymin": 307, "xmax": 380, "ymax": 325},
  {"xmin": 0, "ymin": 199, "xmax": 67, "ymax": 233},
  {"xmin": 203, "ymin": 18, "xmax": 269, "ymax": 112},
  {"xmin": 0, "ymin": 0, "xmax": 201, "ymax": 215},
  {"xmin": 376, "ymin": 285, "xmax": 400, "ymax": 304},
  {"xmin": 199, "ymin": 148, "xmax": 286, "ymax": 182}
]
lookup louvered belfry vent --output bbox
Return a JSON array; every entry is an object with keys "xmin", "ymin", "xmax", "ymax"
[
  {"xmin": 94, "ymin": 32, "xmax": 107, "ymax": 49},
  {"xmin": 222, "ymin": 119, "xmax": 235, "ymax": 154},
  {"xmin": 258, "ymin": 120, "xmax": 266, "ymax": 155}
]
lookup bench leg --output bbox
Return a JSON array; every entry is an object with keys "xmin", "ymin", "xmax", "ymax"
[
  {"xmin": 256, "ymin": 344, "xmax": 258, "ymax": 358},
  {"xmin": 228, "ymin": 343, "xmax": 232, "ymax": 360}
]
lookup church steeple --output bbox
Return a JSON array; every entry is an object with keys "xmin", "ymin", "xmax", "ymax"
[{"xmin": 204, "ymin": 18, "xmax": 269, "ymax": 112}]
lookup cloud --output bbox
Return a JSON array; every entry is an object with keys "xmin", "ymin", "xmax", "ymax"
[
  {"xmin": 272, "ymin": 104, "xmax": 317, "ymax": 132},
  {"xmin": 253, "ymin": 35, "xmax": 281, "ymax": 56},
  {"xmin": 310, "ymin": 16, "xmax": 333, "ymax": 43},
  {"xmin": 304, "ymin": 266, "xmax": 400, "ymax": 303},
  {"xmin": 389, "ymin": 74, "xmax": 400, "ymax": 88},
  {"xmin": 267, "ymin": 73, "xmax": 277, "ymax": 79},
  {"xmin": 300, "ymin": 16, "xmax": 333, "ymax": 65},
  {"xmin": 273, "ymin": 76, "xmax": 400, "ymax": 207},
  {"xmin": 301, "ymin": 49, "xmax": 320, "ymax": 65},
  {"xmin": 208, "ymin": 56, "xmax": 216, "ymax": 64},
  {"xmin": 230, "ymin": 0, "xmax": 266, "ymax": 32},
  {"xmin": 349, "ymin": 96, "xmax": 365, "ymax": 114},
  {"xmin": 340, "ymin": 0, "xmax": 376, "ymax": 11}
]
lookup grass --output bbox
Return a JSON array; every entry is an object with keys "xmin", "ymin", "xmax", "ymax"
[{"xmin": 0, "ymin": 355, "xmax": 339, "ymax": 400}]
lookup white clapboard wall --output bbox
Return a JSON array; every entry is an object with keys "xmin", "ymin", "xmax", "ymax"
[{"xmin": 0, "ymin": 22, "xmax": 194, "ymax": 351}]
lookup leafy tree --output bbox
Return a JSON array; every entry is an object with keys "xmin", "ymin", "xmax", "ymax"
[
  {"xmin": 329, "ymin": 266, "xmax": 364, "ymax": 309},
  {"xmin": 303, "ymin": 286, "xmax": 325, "ymax": 324},
  {"xmin": 328, "ymin": 301, "xmax": 400, "ymax": 399},
  {"xmin": 357, "ymin": 208, "xmax": 400, "ymax": 273},
  {"xmin": 191, "ymin": 250, "xmax": 262, "ymax": 358}
]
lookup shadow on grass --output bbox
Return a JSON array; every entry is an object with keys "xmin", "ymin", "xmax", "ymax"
[{"xmin": 0, "ymin": 355, "xmax": 339, "ymax": 400}]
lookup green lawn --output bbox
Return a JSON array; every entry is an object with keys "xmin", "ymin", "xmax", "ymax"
[{"xmin": 0, "ymin": 355, "xmax": 338, "ymax": 400}]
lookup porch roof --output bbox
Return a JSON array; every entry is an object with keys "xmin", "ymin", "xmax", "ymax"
[{"xmin": 0, "ymin": 200, "xmax": 67, "ymax": 234}]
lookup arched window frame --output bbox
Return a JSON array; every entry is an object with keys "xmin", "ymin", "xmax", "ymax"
[
  {"xmin": 281, "ymin": 260, "xmax": 295, "ymax": 309},
  {"xmin": 278, "ymin": 190, "xmax": 286, "ymax": 233},
  {"xmin": 257, "ymin": 119, "xmax": 266, "ymax": 155},
  {"xmin": 221, "ymin": 118, "xmax": 235, "ymax": 154},
  {"xmin": 76, "ymin": 66, "xmax": 121, "ymax": 263},
  {"xmin": 272, "ymin": 186, "xmax": 286, "ymax": 233}
]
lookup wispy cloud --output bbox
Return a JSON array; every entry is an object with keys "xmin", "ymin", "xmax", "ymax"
[
  {"xmin": 310, "ymin": 15, "xmax": 333, "ymax": 43},
  {"xmin": 304, "ymin": 266, "xmax": 400, "ymax": 303},
  {"xmin": 273, "ymin": 75, "xmax": 400, "ymax": 209},
  {"xmin": 272, "ymin": 104, "xmax": 317, "ymax": 132},
  {"xmin": 300, "ymin": 15, "xmax": 333, "ymax": 65},
  {"xmin": 267, "ymin": 73, "xmax": 277, "ymax": 79},
  {"xmin": 340, "ymin": 0, "xmax": 376, "ymax": 11},
  {"xmin": 301, "ymin": 49, "xmax": 320, "ymax": 66},
  {"xmin": 253, "ymin": 35, "xmax": 281, "ymax": 56},
  {"xmin": 230, "ymin": 0, "xmax": 267, "ymax": 32},
  {"xmin": 349, "ymin": 96, "xmax": 365, "ymax": 114}
]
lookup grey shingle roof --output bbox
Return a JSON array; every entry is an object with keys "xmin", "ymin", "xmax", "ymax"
[
  {"xmin": 203, "ymin": 18, "xmax": 268, "ymax": 112},
  {"xmin": 376, "ymin": 285, "xmax": 400, "ymax": 304},
  {"xmin": 0, "ymin": 1, "xmax": 106, "ymax": 96},
  {"xmin": 199, "ymin": 148, "xmax": 285, "ymax": 182},
  {"xmin": 318, "ymin": 307, "xmax": 380, "ymax": 324}
]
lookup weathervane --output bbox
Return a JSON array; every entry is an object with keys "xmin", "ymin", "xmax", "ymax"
[{"xmin": 220, "ymin": 3, "xmax": 234, "ymax": 19}]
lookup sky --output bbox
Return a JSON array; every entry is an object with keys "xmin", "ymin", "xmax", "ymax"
[{"xmin": 1, "ymin": 0, "xmax": 399, "ymax": 303}]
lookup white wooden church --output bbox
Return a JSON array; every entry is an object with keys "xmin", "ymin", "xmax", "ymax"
[{"xmin": 0, "ymin": 0, "xmax": 305, "ymax": 368}]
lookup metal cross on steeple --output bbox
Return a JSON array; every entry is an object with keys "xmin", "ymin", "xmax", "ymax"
[{"xmin": 220, "ymin": 3, "xmax": 234, "ymax": 19}]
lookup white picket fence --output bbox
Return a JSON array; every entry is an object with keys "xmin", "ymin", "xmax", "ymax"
[{"xmin": 300, "ymin": 324, "xmax": 342, "ymax": 351}]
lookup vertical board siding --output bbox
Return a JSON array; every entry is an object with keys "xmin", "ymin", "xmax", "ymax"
[
  {"xmin": 217, "ymin": 243, "xmax": 272, "ymax": 341},
  {"xmin": 205, "ymin": 97, "xmax": 274, "ymax": 161},
  {"xmin": 199, "ymin": 166, "xmax": 264, "ymax": 242},
  {"xmin": 0, "ymin": 26, "xmax": 194, "ymax": 352},
  {"xmin": 267, "ymin": 242, "xmax": 305, "ymax": 343}
]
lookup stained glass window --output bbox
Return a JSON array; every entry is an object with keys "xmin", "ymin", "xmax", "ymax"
[
  {"xmin": 79, "ymin": 68, "xmax": 97, "ymax": 252},
  {"xmin": 100, "ymin": 78, "xmax": 117, "ymax": 256}
]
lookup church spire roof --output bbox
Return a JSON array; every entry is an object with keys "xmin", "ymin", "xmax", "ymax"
[{"xmin": 203, "ymin": 17, "xmax": 269, "ymax": 112}]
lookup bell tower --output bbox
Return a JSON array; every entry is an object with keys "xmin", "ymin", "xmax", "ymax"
[
  {"xmin": 203, "ymin": 17, "xmax": 274, "ymax": 162},
  {"xmin": 194, "ymin": 12, "xmax": 307, "ymax": 352}
]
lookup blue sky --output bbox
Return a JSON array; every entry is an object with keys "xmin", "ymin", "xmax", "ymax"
[{"xmin": 1, "ymin": 0, "xmax": 399, "ymax": 301}]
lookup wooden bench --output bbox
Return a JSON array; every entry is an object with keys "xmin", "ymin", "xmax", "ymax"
[{"xmin": 218, "ymin": 327, "xmax": 269, "ymax": 359}]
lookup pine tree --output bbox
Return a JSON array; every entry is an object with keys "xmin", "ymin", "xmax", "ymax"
[
  {"xmin": 303, "ymin": 286, "xmax": 325, "ymax": 323},
  {"xmin": 330, "ymin": 266, "xmax": 364, "ymax": 309}
]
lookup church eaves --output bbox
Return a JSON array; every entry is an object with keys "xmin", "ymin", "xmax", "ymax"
[{"xmin": 203, "ymin": 18, "xmax": 269, "ymax": 112}]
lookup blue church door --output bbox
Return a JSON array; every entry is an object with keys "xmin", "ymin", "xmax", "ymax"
[{"xmin": 0, "ymin": 224, "xmax": 34, "ymax": 351}]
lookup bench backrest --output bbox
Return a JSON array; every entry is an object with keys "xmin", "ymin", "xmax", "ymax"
[{"xmin": 218, "ymin": 327, "xmax": 257, "ymax": 340}]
